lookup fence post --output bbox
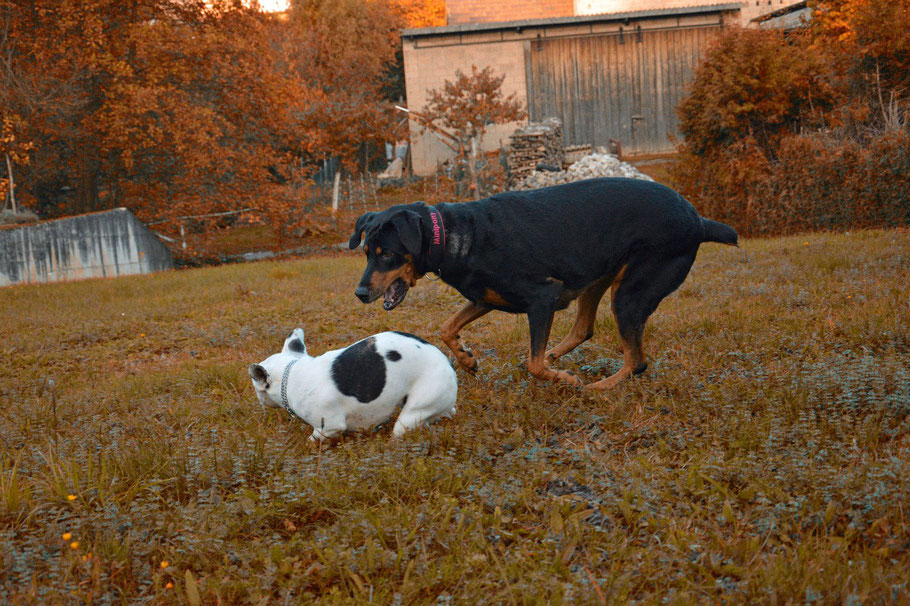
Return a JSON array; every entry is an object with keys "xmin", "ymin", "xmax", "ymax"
[{"xmin": 331, "ymin": 170, "xmax": 341, "ymax": 216}]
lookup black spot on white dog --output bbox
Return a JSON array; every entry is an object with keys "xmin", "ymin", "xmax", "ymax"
[
  {"xmin": 393, "ymin": 331, "xmax": 430, "ymax": 345},
  {"xmin": 288, "ymin": 339, "xmax": 305, "ymax": 353},
  {"xmin": 331, "ymin": 337, "xmax": 386, "ymax": 403},
  {"xmin": 386, "ymin": 350, "xmax": 402, "ymax": 362}
]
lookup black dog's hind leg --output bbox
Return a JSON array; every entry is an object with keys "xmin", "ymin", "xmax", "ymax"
[
  {"xmin": 527, "ymin": 304, "xmax": 582, "ymax": 386},
  {"xmin": 588, "ymin": 251, "xmax": 697, "ymax": 390},
  {"xmin": 546, "ymin": 276, "xmax": 612, "ymax": 362},
  {"xmin": 440, "ymin": 302, "xmax": 491, "ymax": 372}
]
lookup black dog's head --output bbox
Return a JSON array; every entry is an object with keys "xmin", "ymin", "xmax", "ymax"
[{"xmin": 347, "ymin": 203, "xmax": 426, "ymax": 310}]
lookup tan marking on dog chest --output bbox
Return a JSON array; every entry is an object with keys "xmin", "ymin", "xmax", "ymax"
[{"xmin": 481, "ymin": 288, "xmax": 511, "ymax": 307}]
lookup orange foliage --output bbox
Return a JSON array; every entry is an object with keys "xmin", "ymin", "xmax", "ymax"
[
  {"xmin": 392, "ymin": 0, "xmax": 446, "ymax": 28},
  {"xmin": 1, "ymin": 0, "xmax": 424, "ymax": 254},
  {"xmin": 673, "ymin": 3, "xmax": 910, "ymax": 237}
]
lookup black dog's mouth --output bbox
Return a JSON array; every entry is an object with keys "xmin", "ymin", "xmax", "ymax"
[{"xmin": 383, "ymin": 278, "xmax": 409, "ymax": 310}]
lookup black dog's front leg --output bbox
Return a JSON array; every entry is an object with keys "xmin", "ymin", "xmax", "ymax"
[
  {"xmin": 526, "ymin": 305, "xmax": 581, "ymax": 386},
  {"xmin": 440, "ymin": 302, "xmax": 491, "ymax": 372}
]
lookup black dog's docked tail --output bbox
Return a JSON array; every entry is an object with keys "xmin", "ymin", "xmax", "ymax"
[{"xmin": 701, "ymin": 218, "xmax": 739, "ymax": 247}]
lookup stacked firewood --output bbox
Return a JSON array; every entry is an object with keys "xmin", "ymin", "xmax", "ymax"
[
  {"xmin": 507, "ymin": 118, "xmax": 564, "ymax": 185},
  {"xmin": 562, "ymin": 144, "xmax": 592, "ymax": 168}
]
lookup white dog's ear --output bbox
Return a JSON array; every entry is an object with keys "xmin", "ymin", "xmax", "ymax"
[
  {"xmin": 283, "ymin": 329, "xmax": 306, "ymax": 356},
  {"xmin": 249, "ymin": 364, "xmax": 270, "ymax": 389}
]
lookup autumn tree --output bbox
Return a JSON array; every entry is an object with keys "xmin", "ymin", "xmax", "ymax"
[
  {"xmin": 279, "ymin": 0, "xmax": 403, "ymax": 172},
  {"xmin": 419, "ymin": 66, "xmax": 526, "ymax": 198},
  {"xmin": 0, "ymin": 0, "xmax": 450, "ymax": 253},
  {"xmin": 1, "ymin": 115, "xmax": 33, "ymax": 214},
  {"xmin": 0, "ymin": 1, "xmax": 300, "ymax": 222},
  {"xmin": 672, "ymin": 3, "xmax": 910, "ymax": 236},
  {"xmin": 392, "ymin": 0, "xmax": 446, "ymax": 28},
  {"xmin": 808, "ymin": 0, "xmax": 910, "ymax": 133}
]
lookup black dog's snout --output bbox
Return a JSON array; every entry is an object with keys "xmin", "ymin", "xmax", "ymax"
[{"xmin": 355, "ymin": 286, "xmax": 371, "ymax": 303}]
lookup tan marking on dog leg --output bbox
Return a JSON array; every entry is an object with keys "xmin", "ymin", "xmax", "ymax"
[
  {"xmin": 527, "ymin": 345, "xmax": 582, "ymax": 386},
  {"xmin": 585, "ymin": 335, "xmax": 644, "ymax": 390},
  {"xmin": 526, "ymin": 310, "xmax": 582, "ymax": 387},
  {"xmin": 546, "ymin": 277, "xmax": 611, "ymax": 361},
  {"xmin": 440, "ymin": 302, "xmax": 491, "ymax": 372},
  {"xmin": 587, "ymin": 270, "xmax": 646, "ymax": 390}
]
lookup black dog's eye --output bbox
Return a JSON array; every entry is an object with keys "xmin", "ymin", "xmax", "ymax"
[{"xmin": 381, "ymin": 251, "xmax": 394, "ymax": 260}]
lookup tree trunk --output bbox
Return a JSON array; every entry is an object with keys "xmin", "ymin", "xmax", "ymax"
[
  {"xmin": 5, "ymin": 153, "xmax": 16, "ymax": 214},
  {"xmin": 75, "ymin": 155, "xmax": 100, "ymax": 213},
  {"xmin": 468, "ymin": 137, "xmax": 480, "ymax": 200}
]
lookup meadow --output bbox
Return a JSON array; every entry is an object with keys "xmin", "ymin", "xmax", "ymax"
[{"xmin": 1, "ymin": 228, "xmax": 908, "ymax": 604}]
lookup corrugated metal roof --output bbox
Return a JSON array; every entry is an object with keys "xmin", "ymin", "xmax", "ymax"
[
  {"xmin": 402, "ymin": 3, "xmax": 742, "ymax": 38},
  {"xmin": 751, "ymin": 0, "xmax": 808, "ymax": 23}
]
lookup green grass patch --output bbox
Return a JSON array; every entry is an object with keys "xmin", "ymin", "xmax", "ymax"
[{"xmin": 1, "ymin": 230, "xmax": 908, "ymax": 603}]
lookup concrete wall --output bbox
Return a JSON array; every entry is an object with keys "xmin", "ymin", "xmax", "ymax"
[
  {"xmin": 402, "ymin": 37, "xmax": 528, "ymax": 175},
  {"xmin": 0, "ymin": 208, "xmax": 173, "ymax": 287}
]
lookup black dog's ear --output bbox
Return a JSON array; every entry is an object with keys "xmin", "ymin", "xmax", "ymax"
[
  {"xmin": 249, "ymin": 364, "xmax": 270, "ymax": 389},
  {"xmin": 389, "ymin": 210, "xmax": 423, "ymax": 258},
  {"xmin": 348, "ymin": 212, "xmax": 376, "ymax": 250}
]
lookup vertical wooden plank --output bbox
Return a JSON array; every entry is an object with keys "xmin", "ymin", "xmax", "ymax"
[
  {"xmin": 525, "ymin": 23, "xmax": 725, "ymax": 155},
  {"xmin": 524, "ymin": 40, "xmax": 536, "ymax": 121},
  {"xmin": 653, "ymin": 29, "xmax": 666, "ymax": 152}
]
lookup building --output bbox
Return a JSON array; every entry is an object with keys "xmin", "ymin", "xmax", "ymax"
[
  {"xmin": 446, "ymin": 0, "xmax": 803, "ymax": 27},
  {"xmin": 403, "ymin": 1, "xmax": 806, "ymax": 175}
]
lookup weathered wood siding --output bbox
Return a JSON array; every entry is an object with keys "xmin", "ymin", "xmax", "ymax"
[{"xmin": 526, "ymin": 24, "xmax": 722, "ymax": 154}]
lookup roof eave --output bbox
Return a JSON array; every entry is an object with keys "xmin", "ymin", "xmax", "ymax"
[{"xmin": 403, "ymin": 3, "xmax": 743, "ymax": 38}]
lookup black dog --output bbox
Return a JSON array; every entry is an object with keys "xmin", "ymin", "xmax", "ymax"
[{"xmin": 348, "ymin": 177, "xmax": 737, "ymax": 389}]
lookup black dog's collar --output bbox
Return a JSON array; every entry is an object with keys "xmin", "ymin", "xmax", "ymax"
[{"xmin": 426, "ymin": 206, "xmax": 446, "ymax": 274}]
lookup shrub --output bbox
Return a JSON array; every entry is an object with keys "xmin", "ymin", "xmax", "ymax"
[
  {"xmin": 0, "ymin": 209, "xmax": 38, "ymax": 225},
  {"xmin": 673, "ymin": 16, "xmax": 910, "ymax": 237}
]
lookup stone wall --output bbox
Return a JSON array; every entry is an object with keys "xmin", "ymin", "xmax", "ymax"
[{"xmin": 0, "ymin": 208, "xmax": 173, "ymax": 287}]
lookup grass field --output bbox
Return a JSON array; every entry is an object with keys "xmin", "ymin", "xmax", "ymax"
[{"xmin": 1, "ymin": 228, "xmax": 909, "ymax": 604}]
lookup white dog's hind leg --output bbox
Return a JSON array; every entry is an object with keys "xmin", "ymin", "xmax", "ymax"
[
  {"xmin": 393, "ymin": 383, "xmax": 457, "ymax": 437},
  {"xmin": 392, "ymin": 413, "xmax": 423, "ymax": 438}
]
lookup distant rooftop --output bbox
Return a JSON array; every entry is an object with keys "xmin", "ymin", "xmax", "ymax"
[{"xmin": 403, "ymin": 3, "xmax": 742, "ymax": 38}]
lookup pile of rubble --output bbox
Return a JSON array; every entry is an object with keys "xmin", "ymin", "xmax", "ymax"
[
  {"xmin": 511, "ymin": 152, "xmax": 654, "ymax": 190},
  {"xmin": 507, "ymin": 118, "xmax": 565, "ymax": 184}
]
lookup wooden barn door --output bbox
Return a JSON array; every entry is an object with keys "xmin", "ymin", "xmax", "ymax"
[{"xmin": 525, "ymin": 26, "xmax": 721, "ymax": 155}]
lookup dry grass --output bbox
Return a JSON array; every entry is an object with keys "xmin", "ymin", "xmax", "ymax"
[{"xmin": 1, "ymin": 228, "xmax": 908, "ymax": 604}]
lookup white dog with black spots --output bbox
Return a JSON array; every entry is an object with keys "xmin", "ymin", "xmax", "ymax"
[{"xmin": 249, "ymin": 329, "xmax": 457, "ymax": 440}]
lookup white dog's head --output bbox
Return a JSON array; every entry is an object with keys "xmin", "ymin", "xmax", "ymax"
[{"xmin": 249, "ymin": 328, "xmax": 308, "ymax": 409}]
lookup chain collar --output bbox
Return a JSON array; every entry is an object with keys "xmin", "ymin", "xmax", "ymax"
[{"xmin": 280, "ymin": 357, "xmax": 302, "ymax": 420}]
